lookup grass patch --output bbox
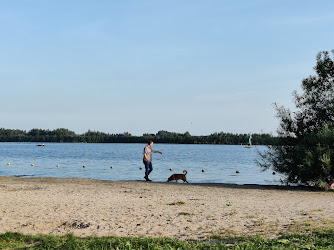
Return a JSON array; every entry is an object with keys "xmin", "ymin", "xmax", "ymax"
[
  {"xmin": 168, "ymin": 201, "xmax": 186, "ymax": 206},
  {"xmin": 178, "ymin": 212, "xmax": 194, "ymax": 216},
  {"xmin": 246, "ymin": 214, "xmax": 256, "ymax": 219},
  {"xmin": 0, "ymin": 227, "xmax": 334, "ymax": 249},
  {"xmin": 226, "ymin": 202, "xmax": 232, "ymax": 207},
  {"xmin": 210, "ymin": 227, "xmax": 334, "ymax": 249},
  {"xmin": 223, "ymin": 211, "xmax": 238, "ymax": 217}
]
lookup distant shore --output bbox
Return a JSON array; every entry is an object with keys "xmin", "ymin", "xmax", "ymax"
[
  {"xmin": 0, "ymin": 128, "xmax": 278, "ymax": 145},
  {"xmin": 0, "ymin": 176, "xmax": 333, "ymax": 240}
]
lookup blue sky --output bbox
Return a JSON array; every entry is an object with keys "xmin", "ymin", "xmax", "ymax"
[{"xmin": 1, "ymin": 1, "xmax": 333, "ymax": 136}]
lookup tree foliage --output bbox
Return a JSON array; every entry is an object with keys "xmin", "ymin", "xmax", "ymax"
[
  {"xmin": 258, "ymin": 50, "xmax": 334, "ymax": 187},
  {"xmin": 0, "ymin": 128, "xmax": 277, "ymax": 145}
]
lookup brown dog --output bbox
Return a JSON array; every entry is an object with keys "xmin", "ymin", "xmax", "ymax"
[{"xmin": 167, "ymin": 170, "xmax": 188, "ymax": 183}]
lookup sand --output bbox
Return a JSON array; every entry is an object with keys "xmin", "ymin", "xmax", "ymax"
[{"xmin": 0, "ymin": 176, "xmax": 333, "ymax": 240}]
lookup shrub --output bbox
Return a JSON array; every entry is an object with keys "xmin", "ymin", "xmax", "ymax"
[{"xmin": 258, "ymin": 50, "xmax": 334, "ymax": 187}]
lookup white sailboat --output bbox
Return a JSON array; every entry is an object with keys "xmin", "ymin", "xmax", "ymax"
[{"xmin": 244, "ymin": 134, "xmax": 252, "ymax": 148}]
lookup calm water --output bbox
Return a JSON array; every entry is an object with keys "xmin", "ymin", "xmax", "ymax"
[{"xmin": 0, "ymin": 142, "xmax": 282, "ymax": 185}]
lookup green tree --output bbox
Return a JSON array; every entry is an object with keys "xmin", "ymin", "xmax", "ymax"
[
  {"xmin": 258, "ymin": 50, "xmax": 334, "ymax": 187},
  {"xmin": 0, "ymin": 128, "xmax": 277, "ymax": 145}
]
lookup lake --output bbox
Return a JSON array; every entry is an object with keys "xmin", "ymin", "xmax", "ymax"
[{"xmin": 0, "ymin": 142, "xmax": 282, "ymax": 185}]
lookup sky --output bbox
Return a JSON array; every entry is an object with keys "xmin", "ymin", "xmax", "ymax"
[{"xmin": 1, "ymin": 0, "xmax": 334, "ymax": 136}]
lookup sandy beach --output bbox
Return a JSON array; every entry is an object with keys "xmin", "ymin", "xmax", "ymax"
[{"xmin": 0, "ymin": 176, "xmax": 333, "ymax": 240}]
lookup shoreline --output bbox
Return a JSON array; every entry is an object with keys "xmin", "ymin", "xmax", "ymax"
[
  {"xmin": 0, "ymin": 175, "xmax": 325, "ymax": 195},
  {"xmin": 0, "ymin": 174, "xmax": 321, "ymax": 191},
  {"xmin": 1, "ymin": 176, "xmax": 333, "ymax": 240}
]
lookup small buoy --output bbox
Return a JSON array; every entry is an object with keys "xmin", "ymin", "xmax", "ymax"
[
  {"xmin": 139, "ymin": 167, "xmax": 143, "ymax": 170},
  {"xmin": 236, "ymin": 170, "xmax": 240, "ymax": 174},
  {"xmin": 83, "ymin": 165, "xmax": 86, "ymax": 168},
  {"xmin": 202, "ymin": 169, "xmax": 205, "ymax": 172},
  {"xmin": 7, "ymin": 163, "xmax": 10, "ymax": 166},
  {"xmin": 169, "ymin": 168, "xmax": 173, "ymax": 171},
  {"xmin": 110, "ymin": 166, "xmax": 114, "ymax": 169},
  {"xmin": 31, "ymin": 164, "xmax": 34, "ymax": 166},
  {"xmin": 57, "ymin": 165, "xmax": 60, "ymax": 167},
  {"xmin": 272, "ymin": 171, "xmax": 276, "ymax": 175}
]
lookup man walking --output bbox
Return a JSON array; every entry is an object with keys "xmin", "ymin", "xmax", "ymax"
[{"xmin": 143, "ymin": 140, "xmax": 162, "ymax": 181}]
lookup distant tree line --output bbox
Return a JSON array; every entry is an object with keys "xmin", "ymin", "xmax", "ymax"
[{"xmin": 0, "ymin": 128, "xmax": 278, "ymax": 145}]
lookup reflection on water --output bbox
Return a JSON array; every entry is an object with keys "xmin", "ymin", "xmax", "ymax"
[{"xmin": 0, "ymin": 142, "xmax": 283, "ymax": 185}]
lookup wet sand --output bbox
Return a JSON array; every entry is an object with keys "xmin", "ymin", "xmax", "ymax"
[{"xmin": 0, "ymin": 176, "xmax": 333, "ymax": 240}]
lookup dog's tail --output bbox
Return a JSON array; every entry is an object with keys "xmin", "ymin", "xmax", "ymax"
[{"xmin": 183, "ymin": 170, "xmax": 187, "ymax": 175}]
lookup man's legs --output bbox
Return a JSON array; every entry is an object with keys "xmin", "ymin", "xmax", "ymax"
[
  {"xmin": 144, "ymin": 160, "xmax": 153, "ymax": 181},
  {"xmin": 148, "ymin": 162, "xmax": 153, "ymax": 176}
]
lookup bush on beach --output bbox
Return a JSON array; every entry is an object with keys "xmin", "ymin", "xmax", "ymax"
[{"xmin": 258, "ymin": 50, "xmax": 334, "ymax": 188}]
